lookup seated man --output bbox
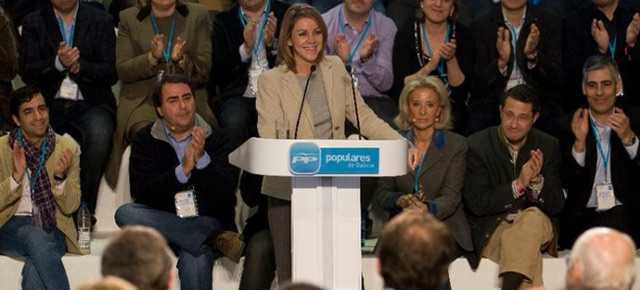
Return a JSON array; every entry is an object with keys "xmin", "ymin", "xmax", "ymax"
[
  {"xmin": 559, "ymin": 55, "xmax": 640, "ymax": 249},
  {"xmin": 114, "ymin": 74, "xmax": 242, "ymax": 290},
  {"xmin": 376, "ymin": 209, "xmax": 456, "ymax": 290},
  {"xmin": 322, "ymin": 0, "xmax": 398, "ymax": 128},
  {"xmin": 468, "ymin": 0, "xmax": 563, "ymax": 136},
  {"xmin": 102, "ymin": 226, "xmax": 176, "ymax": 290},
  {"xmin": 464, "ymin": 84, "xmax": 565, "ymax": 290},
  {"xmin": 0, "ymin": 85, "xmax": 84, "ymax": 290}
]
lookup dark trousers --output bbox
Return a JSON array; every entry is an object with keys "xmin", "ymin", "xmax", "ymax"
[
  {"xmin": 239, "ymin": 229, "xmax": 276, "ymax": 290},
  {"xmin": 560, "ymin": 205, "xmax": 637, "ymax": 249},
  {"xmin": 267, "ymin": 197, "xmax": 292, "ymax": 284},
  {"xmin": 49, "ymin": 100, "xmax": 115, "ymax": 214},
  {"xmin": 215, "ymin": 96, "xmax": 258, "ymax": 150}
]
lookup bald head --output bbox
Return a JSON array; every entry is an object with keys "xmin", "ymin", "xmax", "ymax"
[{"xmin": 567, "ymin": 227, "xmax": 636, "ymax": 290}]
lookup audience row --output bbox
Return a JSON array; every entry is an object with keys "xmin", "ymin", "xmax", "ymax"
[{"xmin": 0, "ymin": 0, "xmax": 640, "ymax": 290}]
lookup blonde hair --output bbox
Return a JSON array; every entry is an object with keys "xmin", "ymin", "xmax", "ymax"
[
  {"xmin": 395, "ymin": 75, "xmax": 452, "ymax": 131},
  {"xmin": 276, "ymin": 4, "xmax": 327, "ymax": 73}
]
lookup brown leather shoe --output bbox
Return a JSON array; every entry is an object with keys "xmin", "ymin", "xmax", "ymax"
[{"xmin": 215, "ymin": 231, "xmax": 245, "ymax": 263}]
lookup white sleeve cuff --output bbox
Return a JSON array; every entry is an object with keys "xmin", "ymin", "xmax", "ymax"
[
  {"xmin": 239, "ymin": 44, "xmax": 251, "ymax": 63},
  {"xmin": 55, "ymin": 56, "xmax": 66, "ymax": 72},
  {"xmin": 10, "ymin": 175, "xmax": 21, "ymax": 194},
  {"xmin": 572, "ymin": 146, "xmax": 586, "ymax": 167},
  {"xmin": 624, "ymin": 137, "xmax": 639, "ymax": 159}
]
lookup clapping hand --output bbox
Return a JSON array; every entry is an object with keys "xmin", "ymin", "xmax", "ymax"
[
  {"xmin": 12, "ymin": 141, "xmax": 26, "ymax": 183},
  {"xmin": 518, "ymin": 149, "xmax": 544, "ymax": 188}
]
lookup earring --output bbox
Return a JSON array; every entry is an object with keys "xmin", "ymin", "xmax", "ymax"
[
  {"xmin": 450, "ymin": 11, "xmax": 454, "ymax": 17},
  {"xmin": 436, "ymin": 117, "xmax": 440, "ymax": 123},
  {"xmin": 420, "ymin": 3, "xmax": 424, "ymax": 9}
]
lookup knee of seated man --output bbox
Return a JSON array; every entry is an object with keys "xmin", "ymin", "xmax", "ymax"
[
  {"xmin": 23, "ymin": 230, "xmax": 63, "ymax": 255},
  {"xmin": 513, "ymin": 207, "xmax": 550, "ymax": 232},
  {"xmin": 83, "ymin": 123, "xmax": 114, "ymax": 147}
]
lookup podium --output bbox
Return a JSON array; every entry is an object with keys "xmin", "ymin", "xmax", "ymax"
[{"xmin": 229, "ymin": 138, "xmax": 408, "ymax": 289}]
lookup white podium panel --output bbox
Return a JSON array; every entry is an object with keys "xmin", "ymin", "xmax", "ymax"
[{"xmin": 229, "ymin": 138, "xmax": 408, "ymax": 289}]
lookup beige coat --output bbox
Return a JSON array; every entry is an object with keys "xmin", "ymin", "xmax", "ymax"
[
  {"xmin": 106, "ymin": 2, "xmax": 216, "ymax": 187},
  {"xmin": 256, "ymin": 56, "xmax": 402, "ymax": 200},
  {"xmin": 0, "ymin": 134, "xmax": 88, "ymax": 255}
]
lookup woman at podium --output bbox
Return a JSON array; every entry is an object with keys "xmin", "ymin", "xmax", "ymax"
[
  {"xmin": 256, "ymin": 4, "xmax": 403, "ymax": 284},
  {"xmin": 373, "ymin": 75, "xmax": 473, "ymax": 289}
]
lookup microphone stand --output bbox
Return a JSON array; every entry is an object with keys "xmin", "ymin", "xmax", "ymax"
[{"xmin": 346, "ymin": 64, "xmax": 362, "ymax": 140}]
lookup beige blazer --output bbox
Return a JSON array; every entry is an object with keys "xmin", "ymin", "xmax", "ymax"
[
  {"xmin": 257, "ymin": 55, "xmax": 402, "ymax": 200},
  {"xmin": 0, "ymin": 134, "xmax": 87, "ymax": 255}
]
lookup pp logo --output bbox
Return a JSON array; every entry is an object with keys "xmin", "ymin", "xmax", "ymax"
[{"xmin": 289, "ymin": 142, "xmax": 321, "ymax": 174}]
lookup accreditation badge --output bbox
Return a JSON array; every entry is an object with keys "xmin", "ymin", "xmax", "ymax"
[
  {"xmin": 174, "ymin": 189, "xmax": 199, "ymax": 218},
  {"xmin": 59, "ymin": 76, "xmax": 78, "ymax": 100},
  {"xmin": 596, "ymin": 182, "xmax": 615, "ymax": 211}
]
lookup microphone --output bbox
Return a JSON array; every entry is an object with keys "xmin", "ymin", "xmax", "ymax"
[
  {"xmin": 294, "ymin": 64, "xmax": 316, "ymax": 139},
  {"xmin": 345, "ymin": 64, "xmax": 362, "ymax": 140}
]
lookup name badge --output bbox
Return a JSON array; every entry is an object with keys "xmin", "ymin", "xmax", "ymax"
[
  {"xmin": 596, "ymin": 182, "xmax": 615, "ymax": 211},
  {"xmin": 59, "ymin": 76, "xmax": 78, "ymax": 100},
  {"xmin": 174, "ymin": 189, "xmax": 198, "ymax": 218}
]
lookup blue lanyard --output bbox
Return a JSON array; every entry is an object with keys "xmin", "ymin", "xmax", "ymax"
[
  {"xmin": 420, "ymin": 22, "xmax": 450, "ymax": 84},
  {"xmin": 56, "ymin": 15, "xmax": 75, "ymax": 47},
  {"xmin": 17, "ymin": 130, "xmax": 47, "ymax": 190},
  {"xmin": 151, "ymin": 14, "xmax": 176, "ymax": 63},
  {"xmin": 608, "ymin": 33, "xmax": 617, "ymax": 58},
  {"xmin": 413, "ymin": 148, "xmax": 429, "ymax": 193},
  {"xmin": 589, "ymin": 116, "xmax": 611, "ymax": 181},
  {"xmin": 239, "ymin": 0, "xmax": 271, "ymax": 55},
  {"xmin": 338, "ymin": 5, "xmax": 372, "ymax": 64}
]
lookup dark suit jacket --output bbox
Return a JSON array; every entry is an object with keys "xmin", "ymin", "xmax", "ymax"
[
  {"xmin": 207, "ymin": 0, "xmax": 289, "ymax": 112},
  {"xmin": 129, "ymin": 116, "xmax": 238, "ymax": 230},
  {"xmin": 463, "ymin": 127, "xmax": 565, "ymax": 268},
  {"xmin": 558, "ymin": 106, "xmax": 640, "ymax": 246},
  {"xmin": 374, "ymin": 130, "xmax": 473, "ymax": 253},
  {"xmin": 470, "ymin": 3, "xmax": 562, "ymax": 109},
  {"xmin": 562, "ymin": 3, "xmax": 640, "ymax": 110},
  {"xmin": 19, "ymin": 3, "xmax": 117, "ymax": 113}
]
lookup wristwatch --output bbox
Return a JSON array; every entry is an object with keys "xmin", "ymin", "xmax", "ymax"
[{"xmin": 623, "ymin": 134, "xmax": 637, "ymax": 147}]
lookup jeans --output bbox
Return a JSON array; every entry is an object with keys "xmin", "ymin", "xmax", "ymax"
[
  {"xmin": 0, "ymin": 216, "xmax": 69, "ymax": 290},
  {"xmin": 215, "ymin": 96, "xmax": 258, "ymax": 150},
  {"xmin": 114, "ymin": 203, "xmax": 223, "ymax": 290},
  {"xmin": 49, "ymin": 100, "xmax": 115, "ymax": 214},
  {"xmin": 239, "ymin": 229, "xmax": 276, "ymax": 290}
]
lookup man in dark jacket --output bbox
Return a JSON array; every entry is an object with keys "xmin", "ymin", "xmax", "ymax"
[
  {"xmin": 114, "ymin": 74, "xmax": 241, "ymax": 290},
  {"xmin": 464, "ymin": 84, "xmax": 564, "ymax": 290},
  {"xmin": 559, "ymin": 55, "xmax": 640, "ymax": 249},
  {"xmin": 467, "ymin": 0, "xmax": 563, "ymax": 136},
  {"xmin": 208, "ymin": 0, "xmax": 289, "ymax": 149}
]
